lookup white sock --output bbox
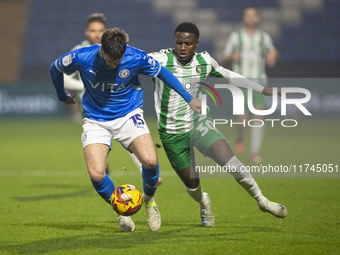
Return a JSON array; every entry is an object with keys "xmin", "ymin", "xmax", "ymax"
[
  {"xmin": 184, "ymin": 183, "xmax": 204, "ymax": 204},
  {"xmin": 251, "ymin": 126, "xmax": 264, "ymax": 155},
  {"xmin": 226, "ymin": 156, "xmax": 264, "ymax": 201},
  {"xmin": 144, "ymin": 194, "xmax": 155, "ymax": 205},
  {"xmin": 129, "ymin": 152, "xmax": 143, "ymax": 173}
]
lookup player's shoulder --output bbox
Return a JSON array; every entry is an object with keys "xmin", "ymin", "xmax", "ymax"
[
  {"xmin": 125, "ymin": 45, "xmax": 148, "ymax": 57},
  {"xmin": 196, "ymin": 51, "xmax": 211, "ymax": 57},
  {"xmin": 258, "ymin": 29, "xmax": 272, "ymax": 38},
  {"xmin": 71, "ymin": 40, "xmax": 91, "ymax": 51},
  {"xmin": 195, "ymin": 51, "xmax": 214, "ymax": 62},
  {"xmin": 160, "ymin": 48, "xmax": 173, "ymax": 55},
  {"xmin": 126, "ymin": 45, "xmax": 143, "ymax": 53},
  {"xmin": 148, "ymin": 48, "xmax": 173, "ymax": 63},
  {"xmin": 230, "ymin": 29, "xmax": 241, "ymax": 37},
  {"xmin": 195, "ymin": 51, "xmax": 221, "ymax": 68},
  {"xmin": 149, "ymin": 48, "xmax": 173, "ymax": 57},
  {"xmin": 74, "ymin": 44, "xmax": 99, "ymax": 53},
  {"xmin": 65, "ymin": 44, "xmax": 99, "ymax": 65},
  {"xmin": 123, "ymin": 45, "xmax": 148, "ymax": 64},
  {"xmin": 75, "ymin": 44, "xmax": 100, "ymax": 57},
  {"xmin": 57, "ymin": 46, "xmax": 96, "ymax": 71},
  {"xmin": 122, "ymin": 45, "xmax": 158, "ymax": 68}
]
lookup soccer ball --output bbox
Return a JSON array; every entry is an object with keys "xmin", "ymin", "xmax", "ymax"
[{"xmin": 110, "ymin": 184, "xmax": 143, "ymax": 216}]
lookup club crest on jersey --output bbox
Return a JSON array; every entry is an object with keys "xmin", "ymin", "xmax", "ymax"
[
  {"xmin": 184, "ymin": 83, "xmax": 191, "ymax": 92},
  {"xmin": 196, "ymin": 65, "xmax": 203, "ymax": 74},
  {"xmin": 119, "ymin": 69, "xmax": 130, "ymax": 79},
  {"xmin": 62, "ymin": 54, "xmax": 72, "ymax": 66},
  {"xmin": 148, "ymin": 58, "xmax": 157, "ymax": 69}
]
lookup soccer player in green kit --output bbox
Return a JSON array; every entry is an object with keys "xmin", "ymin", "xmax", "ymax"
[
  {"xmin": 63, "ymin": 13, "xmax": 107, "ymax": 100},
  {"xmin": 150, "ymin": 22, "xmax": 287, "ymax": 226},
  {"xmin": 223, "ymin": 7, "xmax": 278, "ymax": 163}
]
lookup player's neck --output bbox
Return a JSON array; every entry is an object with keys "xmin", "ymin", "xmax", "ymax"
[
  {"xmin": 245, "ymin": 26, "xmax": 257, "ymax": 35},
  {"xmin": 174, "ymin": 51, "xmax": 193, "ymax": 65},
  {"xmin": 99, "ymin": 48, "xmax": 104, "ymax": 58}
]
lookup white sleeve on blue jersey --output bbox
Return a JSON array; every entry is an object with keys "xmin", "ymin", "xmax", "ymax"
[
  {"xmin": 54, "ymin": 51, "xmax": 79, "ymax": 75},
  {"xmin": 138, "ymin": 51, "xmax": 161, "ymax": 77},
  {"xmin": 63, "ymin": 73, "xmax": 84, "ymax": 91}
]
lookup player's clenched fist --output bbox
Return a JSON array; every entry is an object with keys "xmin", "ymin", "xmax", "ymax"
[
  {"xmin": 189, "ymin": 97, "xmax": 202, "ymax": 114},
  {"xmin": 63, "ymin": 94, "xmax": 76, "ymax": 105}
]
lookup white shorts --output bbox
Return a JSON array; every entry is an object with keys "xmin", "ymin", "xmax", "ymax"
[{"xmin": 81, "ymin": 108, "xmax": 150, "ymax": 149}]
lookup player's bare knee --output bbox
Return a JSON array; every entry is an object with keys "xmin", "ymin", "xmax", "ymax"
[
  {"xmin": 89, "ymin": 170, "xmax": 105, "ymax": 183},
  {"xmin": 142, "ymin": 157, "xmax": 158, "ymax": 169}
]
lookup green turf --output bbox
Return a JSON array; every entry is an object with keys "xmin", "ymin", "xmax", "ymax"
[{"xmin": 0, "ymin": 118, "xmax": 339, "ymax": 255}]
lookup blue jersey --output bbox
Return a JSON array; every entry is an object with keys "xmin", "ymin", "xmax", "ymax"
[{"xmin": 54, "ymin": 44, "xmax": 161, "ymax": 121}]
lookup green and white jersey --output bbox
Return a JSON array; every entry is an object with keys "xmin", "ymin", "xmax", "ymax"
[
  {"xmin": 150, "ymin": 49, "xmax": 230, "ymax": 134},
  {"xmin": 71, "ymin": 40, "xmax": 91, "ymax": 51},
  {"xmin": 223, "ymin": 28, "xmax": 275, "ymax": 85}
]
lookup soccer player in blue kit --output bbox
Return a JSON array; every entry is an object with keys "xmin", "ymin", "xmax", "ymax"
[{"xmin": 50, "ymin": 28, "xmax": 201, "ymax": 232}]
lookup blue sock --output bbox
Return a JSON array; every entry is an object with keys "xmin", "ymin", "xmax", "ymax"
[
  {"xmin": 142, "ymin": 164, "xmax": 160, "ymax": 197},
  {"xmin": 91, "ymin": 173, "xmax": 115, "ymax": 204}
]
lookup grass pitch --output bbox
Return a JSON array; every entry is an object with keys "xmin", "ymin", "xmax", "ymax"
[{"xmin": 0, "ymin": 118, "xmax": 339, "ymax": 255}]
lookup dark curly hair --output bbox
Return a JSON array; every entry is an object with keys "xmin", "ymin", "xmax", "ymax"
[{"xmin": 175, "ymin": 22, "xmax": 200, "ymax": 39}]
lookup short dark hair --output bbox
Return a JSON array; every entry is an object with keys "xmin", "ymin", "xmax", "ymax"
[
  {"xmin": 101, "ymin": 28, "xmax": 127, "ymax": 60},
  {"xmin": 175, "ymin": 22, "xmax": 200, "ymax": 39},
  {"xmin": 87, "ymin": 13, "xmax": 107, "ymax": 27}
]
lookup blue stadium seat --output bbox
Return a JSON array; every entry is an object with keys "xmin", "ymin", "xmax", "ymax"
[
  {"xmin": 20, "ymin": 0, "xmax": 339, "ymax": 80},
  {"xmin": 218, "ymin": 8, "xmax": 243, "ymax": 22},
  {"xmin": 324, "ymin": 0, "xmax": 340, "ymax": 8}
]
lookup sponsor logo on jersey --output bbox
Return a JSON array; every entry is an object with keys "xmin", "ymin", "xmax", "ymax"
[
  {"xmin": 119, "ymin": 69, "xmax": 130, "ymax": 79},
  {"xmin": 88, "ymin": 80, "xmax": 127, "ymax": 92},
  {"xmin": 196, "ymin": 65, "xmax": 203, "ymax": 74},
  {"xmin": 184, "ymin": 83, "xmax": 191, "ymax": 92},
  {"xmin": 182, "ymin": 82, "xmax": 200, "ymax": 92},
  {"xmin": 62, "ymin": 54, "xmax": 72, "ymax": 66}
]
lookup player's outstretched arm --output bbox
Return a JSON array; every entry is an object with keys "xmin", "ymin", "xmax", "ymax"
[
  {"xmin": 229, "ymin": 72, "xmax": 282, "ymax": 97},
  {"xmin": 208, "ymin": 56, "xmax": 265, "ymax": 95},
  {"xmin": 156, "ymin": 66, "xmax": 201, "ymax": 113},
  {"xmin": 262, "ymin": 87, "xmax": 282, "ymax": 96},
  {"xmin": 50, "ymin": 62, "xmax": 76, "ymax": 105},
  {"xmin": 227, "ymin": 70, "xmax": 264, "ymax": 93}
]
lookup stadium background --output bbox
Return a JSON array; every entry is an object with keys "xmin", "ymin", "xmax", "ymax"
[
  {"xmin": 0, "ymin": 0, "xmax": 339, "ymax": 254},
  {"xmin": 0, "ymin": 0, "xmax": 339, "ymax": 118}
]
